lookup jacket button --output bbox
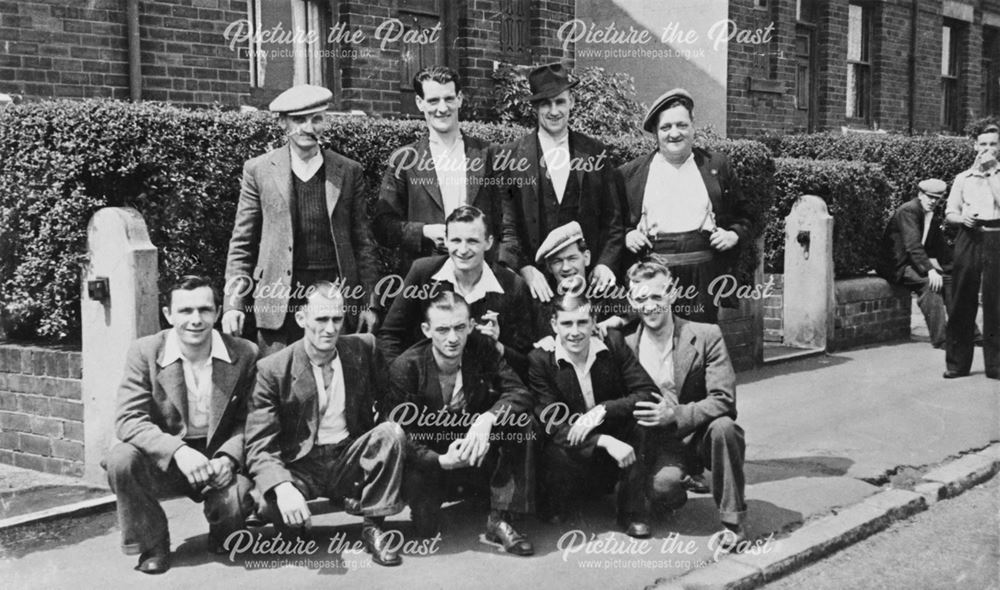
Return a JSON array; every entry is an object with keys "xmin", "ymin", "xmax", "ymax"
[{"xmin": 286, "ymin": 270, "xmax": 292, "ymax": 276}]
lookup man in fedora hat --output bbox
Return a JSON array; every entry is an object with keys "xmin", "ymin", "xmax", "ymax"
[
  {"xmin": 877, "ymin": 178, "xmax": 953, "ymax": 349},
  {"xmin": 618, "ymin": 88, "xmax": 755, "ymax": 324},
  {"xmin": 493, "ymin": 62, "xmax": 625, "ymax": 305},
  {"xmin": 222, "ymin": 84, "xmax": 379, "ymax": 357}
]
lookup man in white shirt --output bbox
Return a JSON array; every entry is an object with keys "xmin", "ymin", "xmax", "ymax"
[
  {"xmin": 245, "ymin": 283, "xmax": 408, "ymax": 566},
  {"xmin": 222, "ymin": 84, "xmax": 379, "ymax": 357},
  {"xmin": 623, "ymin": 259, "xmax": 747, "ymax": 547},
  {"xmin": 107, "ymin": 276, "xmax": 258, "ymax": 574},
  {"xmin": 527, "ymin": 293, "xmax": 658, "ymax": 538},
  {"xmin": 374, "ymin": 67, "xmax": 501, "ymax": 276}
]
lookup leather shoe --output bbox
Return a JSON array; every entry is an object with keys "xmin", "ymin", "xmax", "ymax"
[
  {"xmin": 485, "ymin": 517, "xmax": 534, "ymax": 556},
  {"xmin": 136, "ymin": 544, "xmax": 171, "ymax": 574},
  {"xmin": 986, "ymin": 371, "xmax": 999, "ymax": 380},
  {"xmin": 625, "ymin": 521, "xmax": 651, "ymax": 539},
  {"xmin": 361, "ymin": 525, "xmax": 401, "ymax": 567},
  {"xmin": 682, "ymin": 473, "xmax": 711, "ymax": 494},
  {"xmin": 943, "ymin": 370, "xmax": 969, "ymax": 379}
]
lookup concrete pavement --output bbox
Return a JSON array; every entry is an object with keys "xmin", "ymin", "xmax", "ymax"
[{"xmin": 1, "ymin": 340, "xmax": 996, "ymax": 590}]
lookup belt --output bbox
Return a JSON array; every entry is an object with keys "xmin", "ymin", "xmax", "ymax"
[{"xmin": 651, "ymin": 250, "xmax": 715, "ymax": 265}]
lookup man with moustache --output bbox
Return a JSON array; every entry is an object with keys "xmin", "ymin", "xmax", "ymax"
[
  {"xmin": 378, "ymin": 205, "xmax": 534, "ymax": 376},
  {"xmin": 245, "ymin": 283, "xmax": 407, "ymax": 566},
  {"xmin": 494, "ymin": 62, "xmax": 624, "ymax": 303},
  {"xmin": 619, "ymin": 89, "xmax": 755, "ymax": 323},
  {"xmin": 944, "ymin": 122, "xmax": 1000, "ymax": 380},
  {"xmin": 106, "ymin": 276, "xmax": 257, "ymax": 574},
  {"xmin": 374, "ymin": 66, "xmax": 500, "ymax": 276},
  {"xmin": 624, "ymin": 259, "xmax": 746, "ymax": 545},
  {"xmin": 528, "ymin": 293, "xmax": 658, "ymax": 537},
  {"xmin": 386, "ymin": 291, "xmax": 536, "ymax": 555},
  {"xmin": 222, "ymin": 84, "xmax": 379, "ymax": 357}
]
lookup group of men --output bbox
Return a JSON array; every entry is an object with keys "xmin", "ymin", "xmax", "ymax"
[
  {"xmin": 879, "ymin": 123, "xmax": 999, "ymax": 380},
  {"xmin": 106, "ymin": 63, "xmax": 753, "ymax": 574}
]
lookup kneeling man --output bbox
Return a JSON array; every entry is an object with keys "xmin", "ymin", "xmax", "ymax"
[
  {"xmin": 107, "ymin": 275, "xmax": 257, "ymax": 574},
  {"xmin": 387, "ymin": 291, "xmax": 536, "ymax": 555},
  {"xmin": 529, "ymin": 293, "xmax": 658, "ymax": 537},
  {"xmin": 625, "ymin": 259, "xmax": 747, "ymax": 543},
  {"xmin": 245, "ymin": 282, "xmax": 407, "ymax": 566}
]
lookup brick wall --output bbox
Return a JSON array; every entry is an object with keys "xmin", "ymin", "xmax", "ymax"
[
  {"xmin": 830, "ymin": 277, "xmax": 910, "ymax": 352},
  {"xmin": 0, "ymin": 344, "xmax": 84, "ymax": 477},
  {"xmin": 763, "ymin": 273, "xmax": 783, "ymax": 343},
  {"xmin": 0, "ymin": 0, "xmax": 250, "ymax": 106}
]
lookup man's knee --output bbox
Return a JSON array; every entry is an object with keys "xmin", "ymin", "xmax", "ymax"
[
  {"xmin": 706, "ymin": 416, "xmax": 743, "ymax": 446},
  {"xmin": 105, "ymin": 442, "xmax": 147, "ymax": 487},
  {"xmin": 373, "ymin": 421, "xmax": 407, "ymax": 448},
  {"xmin": 650, "ymin": 465, "xmax": 687, "ymax": 509}
]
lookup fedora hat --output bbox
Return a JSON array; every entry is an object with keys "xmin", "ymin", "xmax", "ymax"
[{"xmin": 526, "ymin": 63, "xmax": 579, "ymax": 102}]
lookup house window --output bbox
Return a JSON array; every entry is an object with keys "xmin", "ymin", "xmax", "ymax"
[
  {"xmin": 500, "ymin": 0, "xmax": 531, "ymax": 64},
  {"xmin": 983, "ymin": 27, "xmax": 999, "ymax": 116},
  {"xmin": 796, "ymin": 0, "xmax": 820, "ymax": 24},
  {"xmin": 246, "ymin": 0, "xmax": 264, "ymax": 88},
  {"xmin": 291, "ymin": 0, "xmax": 325, "ymax": 86},
  {"xmin": 941, "ymin": 21, "xmax": 961, "ymax": 132},
  {"xmin": 397, "ymin": 0, "xmax": 449, "ymax": 116},
  {"xmin": 846, "ymin": 3, "xmax": 871, "ymax": 123}
]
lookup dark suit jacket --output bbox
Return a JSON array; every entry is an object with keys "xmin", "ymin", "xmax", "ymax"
[
  {"xmin": 377, "ymin": 255, "xmax": 535, "ymax": 375},
  {"xmin": 624, "ymin": 318, "xmax": 737, "ymax": 439},
  {"xmin": 224, "ymin": 145, "xmax": 379, "ymax": 329},
  {"xmin": 114, "ymin": 330, "xmax": 258, "ymax": 472},
  {"xmin": 385, "ymin": 333, "xmax": 532, "ymax": 468},
  {"xmin": 495, "ymin": 130, "xmax": 625, "ymax": 275},
  {"xmin": 877, "ymin": 197, "xmax": 950, "ymax": 282},
  {"xmin": 373, "ymin": 134, "xmax": 500, "ymax": 274},
  {"xmin": 528, "ymin": 330, "xmax": 656, "ymax": 459},
  {"xmin": 245, "ymin": 334, "xmax": 386, "ymax": 494},
  {"xmin": 618, "ymin": 146, "xmax": 754, "ymax": 273}
]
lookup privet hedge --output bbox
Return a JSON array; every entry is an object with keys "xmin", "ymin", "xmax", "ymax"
[{"xmin": 0, "ymin": 100, "xmax": 773, "ymax": 342}]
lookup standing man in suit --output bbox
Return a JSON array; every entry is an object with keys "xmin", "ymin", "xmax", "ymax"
[
  {"xmin": 623, "ymin": 259, "xmax": 747, "ymax": 546},
  {"xmin": 106, "ymin": 276, "xmax": 257, "ymax": 574},
  {"xmin": 619, "ymin": 89, "xmax": 755, "ymax": 324},
  {"xmin": 944, "ymin": 122, "xmax": 1000, "ymax": 380},
  {"xmin": 245, "ymin": 283, "xmax": 408, "ymax": 566},
  {"xmin": 222, "ymin": 84, "xmax": 379, "ymax": 357},
  {"xmin": 374, "ymin": 66, "xmax": 499, "ymax": 276},
  {"xmin": 528, "ymin": 293, "xmax": 658, "ymax": 538},
  {"xmin": 378, "ymin": 205, "xmax": 534, "ymax": 376},
  {"xmin": 495, "ymin": 63, "xmax": 624, "ymax": 303},
  {"xmin": 877, "ymin": 179, "xmax": 952, "ymax": 348},
  {"xmin": 386, "ymin": 292, "xmax": 536, "ymax": 555}
]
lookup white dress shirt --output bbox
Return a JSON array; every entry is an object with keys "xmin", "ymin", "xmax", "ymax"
[
  {"xmin": 554, "ymin": 337, "xmax": 609, "ymax": 410},
  {"xmin": 946, "ymin": 167, "xmax": 1000, "ymax": 221},
  {"xmin": 291, "ymin": 149, "xmax": 323, "ymax": 182},
  {"xmin": 538, "ymin": 131, "xmax": 571, "ymax": 203},
  {"xmin": 635, "ymin": 326, "xmax": 679, "ymax": 406},
  {"xmin": 643, "ymin": 152, "xmax": 713, "ymax": 233},
  {"xmin": 159, "ymin": 329, "xmax": 232, "ymax": 439},
  {"xmin": 311, "ymin": 354, "xmax": 349, "ymax": 445},
  {"xmin": 428, "ymin": 132, "xmax": 468, "ymax": 218},
  {"xmin": 431, "ymin": 258, "xmax": 505, "ymax": 304}
]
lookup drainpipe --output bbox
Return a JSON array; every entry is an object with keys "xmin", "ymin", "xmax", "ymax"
[
  {"xmin": 907, "ymin": 0, "xmax": 917, "ymax": 134},
  {"xmin": 128, "ymin": 0, "xmax": 142, "ymax": 101}
]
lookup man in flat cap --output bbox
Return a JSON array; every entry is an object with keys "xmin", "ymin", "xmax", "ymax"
[
  {"xmin": 223, "ymin": 84, "xmax": 379, "ymax": 357},
  {"xmin": 493, "ymin": 63, "xmax": 625, "ymax": 304},
  {"xmin": 877, "ymin": 179, "xmax": 953, "ymax": 349},
  {"xmin": 373, "ymin": 66, "xmax": 501, "ymax": 278},
  {"xmin": 618, "ymin": 89, "xmax": 755, "ymax": 324}
]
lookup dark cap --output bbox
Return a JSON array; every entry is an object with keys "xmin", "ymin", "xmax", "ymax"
[
  {"xmin": 527, "ymin": 63, "xmax": 579, "ymax": 103},
  {"xmin": 269, "ymin": 84, "xmax": 332, "ymax": 116},
  {"xmin": 642, "ymin": 88, "xmax": 694, "ymax": 133}
]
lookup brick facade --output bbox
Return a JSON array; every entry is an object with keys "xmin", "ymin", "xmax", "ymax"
[
  {"xmin": 830, "ymin": 277, "xmax": 911, "ymax": 351},
  {"xmin": 0, "ymin": 0, "xmax": 250, "ymax": 106},
  {"xmin": 0, "ymin": 344, "xmax": 84, "ymax": 477}
]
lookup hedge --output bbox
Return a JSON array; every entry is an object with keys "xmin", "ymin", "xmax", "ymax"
[
  {"xmin": 0, "ymin": 100, "xmax": 773, "ymax": 342},
  {"xmin": 767, "ymin": 158, "xmax": 893, "ymax": 276}
]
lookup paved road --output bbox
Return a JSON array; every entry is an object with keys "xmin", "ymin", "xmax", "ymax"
[{"xmin": 764, "ymin": 475, "xmax": 999, "ymax": 590}]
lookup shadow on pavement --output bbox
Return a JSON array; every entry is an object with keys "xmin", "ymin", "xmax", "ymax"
[{"xmin": 746, "ymin": 456, "xmax": 855, "ymax": 485}]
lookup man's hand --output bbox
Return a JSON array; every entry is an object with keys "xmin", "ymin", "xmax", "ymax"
[
  {"xmin": 597, "ymin": 435, "xmax": 636, "ymax": 468},
  {"xmin": 520, "ymin": 266, "xmax": 553, "ymax": 302},
  {"xmin": 274, "ymin": 481, "xmax": 311, "ymax": 528},
  {"xmin": 476, "ymin": 311, "xmax": 501, "ymax": 342},
  {"xmin": 173, "ymin": 445, "xmax": 214, "ymax": 488},
  {"xmin": 959, "ymin": 213, "xmax": 979, "ymax": 228},
  {"xmin": 590, "ymin": 264, "xmax": 616, "ymax": 293},
  {"xmin": 633, "ymin": 392, "xmax": 677, "ymax": 428},
  {"xmin": 356, "ymin": 308, "xmax": 378, "ymax": 334},
  {"xmin": 975, "ymin": 150, "xmax": 998, "ymax": 173},
  {"xmin": 596, "ymin": 316, "xmax": 626, "ymax": 340},
  {"xmin": 423, "ymin": 224, "xmax": 447, "ymax": 251},
  {"xmin": 927, "ymin": 269, "xmax": 943, "ymax": 293},
  {"xmin": 207, "ymin": 456, "xmax": 236, "ymax": 489},
  {"xmin": 437, "ymin": 439, "xmax": 472, "ymax": 471},
  {"xmin": 625, "ymin": 229, "xmax": 652, "ymax": 253},
  {"xmin": 709, "ymin": 229, "xmax": 739, "ymax": 251},
  {"xmin": 459, "ymin": 412, "xmax": 496, "ymax": 467},
  {"xmin": 567, "ymin": 404, "xmax": 606, "ymax": 446},
  {"xmin": 221, "ymin": 310, "xmax": 245, "ymax": 337}
]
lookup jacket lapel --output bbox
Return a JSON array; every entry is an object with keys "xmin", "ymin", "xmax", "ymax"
[
  {"xmin": 626, "ymin": 152, "xmax": 655, "ymax": 223},
  {"xmin": 291, "ymin": 343, "xmax": 318, "ymax": 440},
  {"xmin": 207, "ymin": 341, "xmax": 240, "ymax": 446},
  {"xmin": 672, "ymin": 319, "xmax": 698, "ymax": 395},
  {"xmin": 423, "ymin": 350, "xmax": 446, "ymax": 411},
  {"xmin": 695, "ymin": 150, "xmax": 722, "ymax": 213},
  {"xmin": 269, "ymin": 146, "xmax": 293, "ymax": 209},
  {"xmin": 414, "ymin": 138, "xmax": 444, "ymax": 213},
  {"xmin": 464, "ymin": 135, "xmax": 484, "ymax": 204},
  {"xmin": 336, "ymin": 339, "xmax": 362, "ymax": 434},
  {"xmin": 553, "ymin": 358, "xmax": 587, "ymax": 413},
  {"xmin": 323, "ymin": 150, "xmax": 343, "ymax": 218},
  {"xmin": 569, "ymin": 131, "xmax": 586, "ymax": 195},
  {"xmin": 155, "ymin": 361, "xmax": 188, "ymax": 426}
]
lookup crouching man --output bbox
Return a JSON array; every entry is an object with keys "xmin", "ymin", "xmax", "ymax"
[
  {"xmin": 106, "ymin": 276, "xmax": 257, "ymax": 574},
  {"xmin": 625, "ymin": 259, "xmax": 747, "ymax": 545},
  {"xmin": 244, "ymin": 282, "xmax": 407, "ymax": 566},
  {"xmin": 529, "ymin": 293, "xmax": 659, "ymax": 538},
  {"xmin": 386, "ymin": 291, "xmax": 536, "ymax": 555}
]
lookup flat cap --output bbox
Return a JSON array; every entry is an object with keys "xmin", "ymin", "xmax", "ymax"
[
  {"xmin": 536, "ymin": 221, "xmax": 585, "ymax": 264},
  {"xmin": 642, "ymin": 88, "xmax": 694, "ymax": 133},
  {"xmin": 269, "ymin": 84, "xmax": 332, "ymax": 116},
  {"xmin": 918, "ymin": 178, "xmax": 947, "ymax": 198}
]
